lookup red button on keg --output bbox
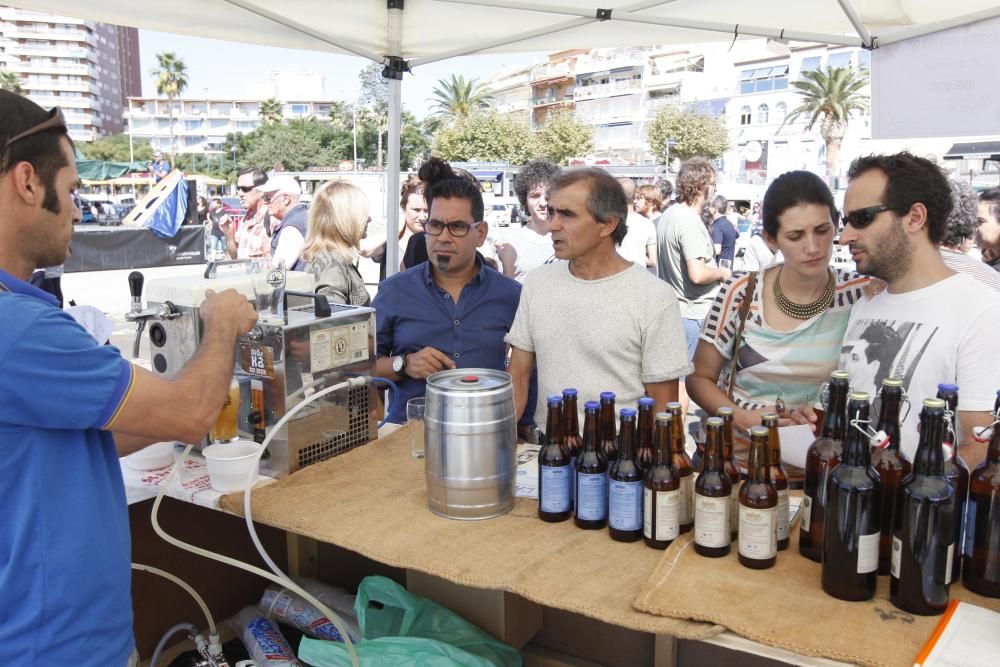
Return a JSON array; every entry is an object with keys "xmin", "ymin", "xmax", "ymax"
[{"xmin": 461, "ymin": 375, "xmax": 479, "ymax": 383}]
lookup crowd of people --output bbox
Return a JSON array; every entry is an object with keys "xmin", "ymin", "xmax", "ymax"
[{"xmin": 4, "ymin": 86, "xmax": 1000, "ymax": 664}]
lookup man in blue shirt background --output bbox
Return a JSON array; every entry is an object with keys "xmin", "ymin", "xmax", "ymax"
[
  {"xmin": 0, "ymin": 91, "xmax": 257, "ymax": 666},
  {"xmin": 150, "ymin": 150, "xmax": 171, "ymax": 183},
  {"xmin": 709, "ymin": 194, "xmax": 739, "ymax": 266},
  {"xmin": 373, "ymin": 157, "xmax": 526, "ymax": 424}
]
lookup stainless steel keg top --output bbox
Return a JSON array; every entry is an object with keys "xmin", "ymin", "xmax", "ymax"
[{"xmin": 426, "ymin": 368, "xmax": 511, "ymax": 392}]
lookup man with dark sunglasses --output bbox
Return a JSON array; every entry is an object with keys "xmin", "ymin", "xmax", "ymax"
[
  {"xmin": 834, "ymin": 152, "xmax": 1000, "ymax": 468},
  {"xmin": 0, "ymin": 92, "xmax": 257, "ymax": 666},
  {"xmin": 221, "ymin": 166, "xmax": 271, "ymax": 260}
]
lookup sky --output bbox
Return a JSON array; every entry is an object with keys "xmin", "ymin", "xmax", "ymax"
[{"xmin": 139, "ymin": 30, "xmax": 540, "ymax": 120}]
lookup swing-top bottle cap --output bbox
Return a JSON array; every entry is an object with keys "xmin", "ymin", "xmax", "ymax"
[
  {"xmin": 750, "ymin": 426, "xmax": 769, "ymax": 437},
  {"xmin": 717, "ymin": 406, "xmax": 735, "ymax": 416},
  {"xmin": 655, "ymin": 412, "xmax": 671, "ymax": 425},
  {"xmin": 831, "ymin": 370, "xmax": 850, "ymax": 380},
  {"xmin": 849, "ymin": 391, "xmax": 870, "ymax": 401},
  {"xmin": 923, "ymin": 398, "xmax": 946, "ymax": 409},
  {"xmin": 706, "ymin": 417, "xmax": 724, "ymax": 428},
  {"xmin": 882, "ymin": 378, "xmax": 903, "ymax": 387}
]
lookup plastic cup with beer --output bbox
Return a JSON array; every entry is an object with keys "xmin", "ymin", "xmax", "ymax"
[{"xmin": 209, "ymin": 378, "xmax": 241, "ymax": 442}]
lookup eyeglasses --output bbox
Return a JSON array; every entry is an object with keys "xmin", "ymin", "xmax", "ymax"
[
  {"xmin": 1, "ymin": 107, "xmax": 66, "ymax": 170},
  {"xmin": 842, "ymin": 204, "xmax": 898, "ymax": 229},
  {"xmin": 237, "ymin": 185, "xmax": 254, "ymax": 193},
  {"xmin": 424, "ymin": 219, "xmax": 482, "ymax": 237}
]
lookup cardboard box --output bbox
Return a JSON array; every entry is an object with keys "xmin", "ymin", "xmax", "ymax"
[{"xmin": 406, "ymin": 570, "xmax": 543, "ymax": 649}]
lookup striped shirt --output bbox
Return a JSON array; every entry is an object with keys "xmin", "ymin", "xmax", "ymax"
[
  {"xmin": 940, "ymin": 248, "xmax": 1000, "ymax": 292},
  {"xmin": 701, "ymin": 266, "xmax": 870, "ymax": 413}
]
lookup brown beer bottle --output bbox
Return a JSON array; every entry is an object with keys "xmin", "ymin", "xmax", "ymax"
[
  {"xmin": 936, "ymin": 383, "xmax": 969, "ymax": 585},
  {"xmin": 762, "ymin": 412, "xmax": 790, "ymax": 551},
  {"xmin": 963, "ymin": 390, "xmax": 1000, "ymax": 597},
  {"xmin": 562, "ymin": 388, "xmax": 582, "ymax": 511},
  {"xmin": 667, "ymin": 401, "xmax": 694, "ymax": 533},
  {"xmin": 800, "ymin": 370, "xmax": 849, "ymax": 562},
  {"xmin": 822, "ymin": 392, "xmax": 883, "ymax": 601},
  {"xmin": 599, "ymin": 391, "xmax": 618, "ymax": 464},
  {"xmin": 636, "ymin": 397, "xmax": 656, "ymax": 476},
  {"xmin": 890, "ymin": 399, "xmax": 955, "ymax": 616},
  {"xmin": 871, "ymin": 378, "xmax": 911, "ymax": 575},
  {"xmin": 644, "ymin": 413, "xmax": 680, "ymax": 549},
  {"xmin": 719, "ymin": 406, "xmax": 742, "ymax": 540},
  {"xmin": 608, "ymin": 408, "xmax": 643, "ymax": 542},
  {"xmin": 538, "ymin": 396, "xmax": 572, "ymax": 522},
  {"xmin": 739, "ymin": 427, "xmax": 778, "ymax": 569},
  {"xmin": 575, "ymin": 401, "xmax": 608, "ymax": 529},
  {"xmin": 695, "ymin": 417, "xmax": 733, "ymax": 557}
]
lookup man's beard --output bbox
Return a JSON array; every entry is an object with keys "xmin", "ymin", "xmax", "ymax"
[
  {"xmin": 436, "ymin": 254, "xmax": 452, "ymax": 272},
  {"xmin": 860, "ymin": 217, "xmax": 911, "ymax": 282}
]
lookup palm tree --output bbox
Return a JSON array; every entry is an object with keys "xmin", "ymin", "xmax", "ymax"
[
  {"xmin": 0, "ymin": 69, "xmax": 24, "ymax": 95},
  {"xmin": 429, "ymin": 74, "xmax": 493, "ymax": 119},
  {"xmin": 783, "ymin": 66, "xmax": 869, "ymax": 183},
  {"xmin": 151, "ymin": 51, "xmax": 189, "ymax": 167},
  {"xmin": 259, "ymin": 97, "xmax": 283, "ymax": 125}
]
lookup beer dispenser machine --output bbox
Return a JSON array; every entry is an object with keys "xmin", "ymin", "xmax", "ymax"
[{"xmin": 126, "ymin": 262, "xmax": 379, "ymax": 477}]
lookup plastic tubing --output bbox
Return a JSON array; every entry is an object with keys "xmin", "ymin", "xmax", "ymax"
[
  {"xmin": 150, "ymin": 376, "xmax": 369, "ymax": 667},
  {"xmin": 131, "ymin": 563, "xmax": 217, "ymax": 636},
  {"xmin": 148, "ymin": 622, "xmax": 196, "ymax": 667},
  {"xmin": 368, "ymin": 376, "xmax": 399, "ymax": 429}
]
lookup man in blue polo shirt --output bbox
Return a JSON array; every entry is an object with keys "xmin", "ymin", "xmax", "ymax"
[
  {"xmin": 373, "ymin": 157, "xmax": 524, "ymax": 423},
  {"xmin": 0, "ymin": 91, "xmax": 257, "ymax": 666}
]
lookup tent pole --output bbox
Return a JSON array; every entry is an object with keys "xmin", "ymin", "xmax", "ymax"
[
  {"xmin": 835, "ymin": 0, "xmax": 873, "ymax": 47},
  {"xmin": 384, "ymin": 0, "xmax": 404, "ymax": 278},
  {"xmin": 221, "ymin": 0, "xmax": 383, "ymax": 62},
  {"xmin": 874, "ymin": 8, "xmax": 1000, "ymax": 46}
]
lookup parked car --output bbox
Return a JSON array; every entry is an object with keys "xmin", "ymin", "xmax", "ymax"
[{"xmin": 486, "ymin": 203, "xmax": 511, "ymax": 227}]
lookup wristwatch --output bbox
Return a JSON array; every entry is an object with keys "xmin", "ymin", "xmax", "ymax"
[{"xmin": 391, "ymin": 354, "xmax": 408, "ymax": 377}]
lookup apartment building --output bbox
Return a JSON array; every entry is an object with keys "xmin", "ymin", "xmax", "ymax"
[
  {"xmin": 0, "ymin": 6, "xmax": 140, "ymax": 141},
  {"xmin": 482, "ymin": 63, "xmax": 532, "ymax": 124},
  {"xmin": 127, "ymin": 97, "xmax": 335, "ymax": 155},
  {"xmin": 723, "ymin": 44, "xmax": 872, "ymax": 186}
]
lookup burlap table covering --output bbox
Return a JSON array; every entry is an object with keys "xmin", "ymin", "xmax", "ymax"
[
  {"xmin": 219, "ymin": 427, "xmax": 722, "ymax": 639},
  {"xmin": 633, "ymin": 508, "xmax": 1000, "ymax": 667}
]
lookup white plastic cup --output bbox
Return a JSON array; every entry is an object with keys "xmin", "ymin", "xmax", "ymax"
[{"xmin": 202, "ymin": 440, "xmax": 261, "ymax": 492}]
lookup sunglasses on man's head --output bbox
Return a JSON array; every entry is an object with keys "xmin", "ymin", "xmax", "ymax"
[
  {"xmin": 842, "ymin": 204, "xmax": 900, "ymax": 229},
  {"xmin": 1, "ymin": 107, "xmax": 66, "ymax": 169}
]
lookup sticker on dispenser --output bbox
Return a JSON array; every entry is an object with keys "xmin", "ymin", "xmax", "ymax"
[
  {"xmin": 310, "ymin": 329, "xmax": 334, "ymax": 372},
  {"xmin": 240, "ymin": 343, "xmax": 274, "ymax": 379},
  {"xmin": 349, "ymin": 322, "xmax": 369, "ymax": 362}
]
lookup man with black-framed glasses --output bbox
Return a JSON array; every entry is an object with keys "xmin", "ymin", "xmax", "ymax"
[
  {"xmin": 372, "ymin": 157, "xmax": 525, "ymax": 424},
  {"xmin": 833, "ymin": 151, "xmax": 1000, "ymax": 468}
]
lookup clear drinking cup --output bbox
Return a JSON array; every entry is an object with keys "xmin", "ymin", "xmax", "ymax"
[{"xmin": 407, "ymin": 397, "xmax": 426, "ymax": 459}]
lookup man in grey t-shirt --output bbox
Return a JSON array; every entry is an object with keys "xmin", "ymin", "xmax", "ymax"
[
  {"xmin": 657, "ymin": 158, "xmax": 730, "ymax": 416},
  {"xmin": 506, "ymin": 169, "xmax": 690, "ymax": 428}
]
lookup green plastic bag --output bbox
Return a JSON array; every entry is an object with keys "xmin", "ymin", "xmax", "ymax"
[{"xmin": 298, "ymin": 576, "xmax": 522, "ymax": 667}]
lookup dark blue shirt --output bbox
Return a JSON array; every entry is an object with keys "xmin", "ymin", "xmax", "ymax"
[
  {"xmin": 0, "ymin": 268, "xmax": 135, "ymax": 665},
  {"xmin": 373, "ymin": 261, "xmax": 523, "ymax": 423},
  {"xmin": 711, "ymin": 216, "xmax": 739, "ymax": 264}
]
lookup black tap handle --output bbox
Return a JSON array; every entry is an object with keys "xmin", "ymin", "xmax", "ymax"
[
  {"xmin": 283, "ymin": 289, "xmax": 331, "ymax": 318},
  {"xmin": 128, "ymin": 271, "xmax": 144, "ymax": 300}
]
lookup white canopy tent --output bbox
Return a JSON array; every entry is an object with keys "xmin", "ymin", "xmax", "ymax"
[{"xmin": 15, "ymin": 0, "xmax": 1000, "ymax": 274}]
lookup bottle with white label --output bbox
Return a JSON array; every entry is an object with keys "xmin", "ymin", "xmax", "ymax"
[
  {"xmin": 609, "ymin": 408, "xmax": 643, "ymax": 542},
  {"xmin": 695, "ymin": 417, "xmax": 732, "ymax": 557},
  {"xmin": 937, "ymin": 383, "xmax": 969, "ymax": 586},
  {"xmin": 870, "ymin": 378, "xmax": 911, "ymax": 575},
  {"xmin": 644, "ymin": 412, "xmax": 680, "ymax": 549},
  {"xmin": 538, "ymin": 395, "xmax": 572, "ymax": 522},
  {"xmin": 739, "ymin": 427, "xmax": 778, "ymax": 569},
  {"xmin": 963, "ymin": 389, "xmax": 1000, "ymax": 597},
  {"xmin": 667, "ymin": 401, "xmax": 694, "ymax": 534},
  {"xmin": 718, "ymin": 407, "xmax": 743, "ymax": 541},
  {"xmin": 822, "ymin": 392, "xmax": 883, "ymax": 601},
  {"xmin": 801, "ymin": 370, "xmax": 849, "ymax": 562},
  {"xmin": 762, "ymin": 412, "xmax": 789, "ymax": 551},
  {"xmin": 890, "ymin": 399, "xmax": 955, "ymax": 616},
  {"xmin": 575, "ymin": 401, "xmax": 608, "ymax": 530}
]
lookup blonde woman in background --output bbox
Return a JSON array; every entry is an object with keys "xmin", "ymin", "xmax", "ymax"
[{"xmin": 297, "ymin": 180, "xmax": 372, "ymax": 306}]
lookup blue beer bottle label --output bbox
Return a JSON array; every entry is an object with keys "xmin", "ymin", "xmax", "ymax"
[
  {"xmin": 540, "ymin": 464, "xmax": 572, "ymax": 513},
  {"xmin": 576, "ymin": 472, "xmax": 609, "ymax": 521},
  {"xmin": 609, "ymin": 479, "xmax": 643, "ymax": 531}
]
